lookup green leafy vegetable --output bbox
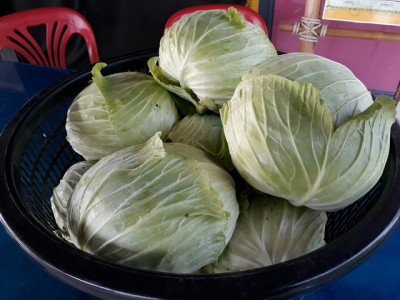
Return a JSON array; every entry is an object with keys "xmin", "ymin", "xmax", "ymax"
[
  {"xmin": 65, "ymin": 63, "xmax": 179, "ymax": 161},
  {"xmin": 148, "ymin": 7, "xmax": 277, "ymax": 113},
  {"xmin": 65, "ymin": 82, "xmax": 128, "ymax": 160},
  {"xmin": 92, "ymin": 63, "xmax": 179, "ymax": 144},
  {"xmin": 167, "ymin": 113, "xmax": 233, "ymax": 170},
  {"xmin": 243, "ymin": 52, "xmax": 374, "ymax": 127},
  {"xmin": 221, "ymin": 74, "xmax": 396, "ymax": 210},
  {"xmin": 66, "ymin": 133, "xmax": 239, "ymax": 273},
  {"xmin": 205, "ymin": 193, "xmax": 327, "ymax": 273},
  {"xmin": 51, "ymin": 160, "xmax": 95, "ymax": 240}
]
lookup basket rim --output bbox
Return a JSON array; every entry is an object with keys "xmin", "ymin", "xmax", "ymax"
[{"xmin": 0, "ymin": 53, "xmax": 400, "ymax": 300}]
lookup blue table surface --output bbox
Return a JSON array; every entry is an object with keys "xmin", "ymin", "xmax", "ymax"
[{"xmin": 1, "ymin": 60, "xmax": 399, "ymax": 300}]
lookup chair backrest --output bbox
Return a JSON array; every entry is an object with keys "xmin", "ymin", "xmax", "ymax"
[
  {"xmin": 164, "ymin": 4, "xmax": 268, "ymax": 36},
  {"xmin": 0, "ymin": 7, "xmax": 100, "ymax": 68}
]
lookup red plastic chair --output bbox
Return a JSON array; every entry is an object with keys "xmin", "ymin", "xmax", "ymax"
[
  {"xmin": 0, "ymin": 7, "xmax": 100, "ymax": 68},
  {"xmin": 164, "ymin": 4, "xmax": 268, "ymax": 36}
]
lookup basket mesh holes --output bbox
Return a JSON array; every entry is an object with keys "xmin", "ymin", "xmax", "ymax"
[
  {"xmin": 325, "ymin": 182, "xmax": 382, "ymax": 242},
  {"xmin": 17, "ymin": 103, "xmax": 83, "ymax": 234}
]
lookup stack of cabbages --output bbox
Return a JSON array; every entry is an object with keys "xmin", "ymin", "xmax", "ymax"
[{"xmin": 51, "ymin": 7, "xmax": 396, "ymax": 274}]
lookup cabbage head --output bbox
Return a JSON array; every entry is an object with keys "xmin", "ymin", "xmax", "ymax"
[
  {"xmin": 66, "ymin": 63, "xmax": 179, "ymax": 160},
  {"xmin": 66, "ymin": 133, "xmax": 239, "ymax": 273},
  {"xmin": 51, "ymin": 160, "xmax": 95, "ymax": 240},
  {"xmin": 65, "ymin": 82, "xmax": 128, "ymax": 160},
  {"xmin": 221, "ymin": 74, "xmax": 396, "ymax": 211},
  {"xmin": 148, "ymin": 7, "xmax": 277, "ymax": 114},
  {"xmin": 205, "ymin": 193, "xmax": 327, "ymax": 273},
  {"xmin": 243, "ymin": 52, "xmax": 374, "ymax": 127},
  {"xmin": 167, "ymin": 113, "xmax": 233, "ymax": 170}
]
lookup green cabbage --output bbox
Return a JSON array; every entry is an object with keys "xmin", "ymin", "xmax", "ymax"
[
  {"xmin": 91, "ymin": 63, "xmax": 179, "ymax": 145},
  {"xmin": 50, "ymin": 160, "xmax": 95, "ymax": 240},
  {"xmin": 148, "ymin": 7, "xmax": 277, "ymax": 113},
  {"xmin": 205, "ymin": 193, "xmax": 326, "ymax": 273},
  {"xmin": 221, "ymin": 74, "xmax": 396, "ymax": 210},
  {"xmin": 66, "ymin": 63, "xmax": 179, "ymax": 160},
  {"xmin": 66, "ymin": 133, "xmax": 239, "ymax": 273},
  {"xmin": 167, "ymin": 113, "xmax": 233, "ymax": 170},
  {"xmin": 243, "ymin": 52, "xmax": 374, "ymax": 127},
  {"xmin": 65, "ymin": 82, "xmax": 128, "ymax": 160}
]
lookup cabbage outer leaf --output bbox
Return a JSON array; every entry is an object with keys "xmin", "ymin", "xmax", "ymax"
[
  {"xmin": 167, "ymin": 113, "xmax": 233, "ymax": 170},
  {"xmin": 51, "ymin": 160, "xmax": 95, "ymax": 240},
  {"xmin": 208, "ymin": 193, "xmax": 327, "ymax": 273},
  {"xmin": 221, "ymin": 74, "xmax": 396, "ymax": 210},
  {"xmin": 91, "ymin": 63, "xmax": 179, "ymax": 145},
  {"xmin": 67, "ymin": 133, "xmax": 238, "ymax": 273},
  {"xmin": 147, "ymin": 57, "xmax": 209, "ymax": 114},
  {"xmin": 243, "ymin": 52, "xmax": 374, "ymax": 127},
  {"xmin": 65, "ymin": 82, "xmax": 128, "ymax": 160},
  {"xmin": 168, "ymin": 114, "xmax": 223, "ymax": 154}
]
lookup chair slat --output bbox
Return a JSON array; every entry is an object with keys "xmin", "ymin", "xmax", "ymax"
[
  {"xmin": 7, "ymin": 28, "xmax": 49, "ymax": 66},
  {"xmin": 0, "ymin": 7, "xmax": 100, "ymax": 68}
]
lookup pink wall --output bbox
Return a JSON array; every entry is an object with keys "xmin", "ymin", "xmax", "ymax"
[{"xmin": 270, "ymin": 0, "xmax": 400, "ymax": 93}]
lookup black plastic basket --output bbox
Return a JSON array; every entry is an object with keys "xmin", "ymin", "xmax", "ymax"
[{"xmin": 1, "ymin": 52, "xmax": 400, "ymax": 300}]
